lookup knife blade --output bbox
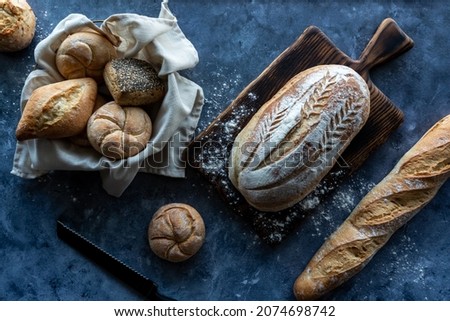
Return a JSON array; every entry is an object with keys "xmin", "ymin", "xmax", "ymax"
[{"xmin": 56, "ymin": 219, "xmax": 174, "ymax": 301}]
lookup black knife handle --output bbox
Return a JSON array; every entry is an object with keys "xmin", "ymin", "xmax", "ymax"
[{"xmin": 56, "ymin": 220, "xmax": 174, "ymax": 301}]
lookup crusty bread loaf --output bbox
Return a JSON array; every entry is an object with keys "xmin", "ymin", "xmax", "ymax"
[
  {"xmin": 103, "ymin": 58, "xmax": 165, "ymax": 106},
  {"xmin": 16, "ymin": 78, "xmax": 97, "ymax": 141},
  {"xmin": 86, "ymin": 101, "xmax": 152, "ymax": 159},
  {"xmin": 148, "ymin": 203, "xmax": 205, "ymax": 262},
  {"xmin": 229, "ymin": 64, "xmax": 370, "ymax": 212},
  {"xmin": 293, "ymin": 114, "xmax": 450, "ymax": 300},
  {"xmin": 56, "ymin": 31, "xmax": 118, "ymax": 82},
  {"xmin": 0, "ymin": 0, "xmax": 36, "ymax": 52}
]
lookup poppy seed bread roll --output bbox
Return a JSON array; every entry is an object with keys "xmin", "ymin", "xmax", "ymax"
[
  {"xmin": 229, "ymin": 65, "xmax": 370, "ymax": 212},
  {"xmin": 103, "ymin": 58, "xmax": 166, "ymax": 106},
  {"xmin": 86, "ymin": 101, "xmax": 152, "ymax": 160}
]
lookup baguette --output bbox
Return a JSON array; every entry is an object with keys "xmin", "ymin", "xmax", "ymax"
[
  {"xmin": 293, "ymin": 114, "xmax": 450, "ymax": 300},
  {"xmin": 229, "ymin": 65, "xmax": 370, "ymax": 212}
]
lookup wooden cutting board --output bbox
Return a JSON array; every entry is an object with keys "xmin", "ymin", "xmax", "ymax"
[{"xmin": 188, "ymin": 18, "xmax": 414, "ymax": 244}]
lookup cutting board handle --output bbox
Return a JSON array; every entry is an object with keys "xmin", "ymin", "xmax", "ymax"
[{"xmin": 355, "ymin": 18, "xmax": 414, "ymax": 75}]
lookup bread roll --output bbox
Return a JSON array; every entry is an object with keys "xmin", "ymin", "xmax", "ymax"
[
  {"xmin": 56, "ymin": 31, "xmax": 117, "ymax": 82},
  {"xmin": 103, "ymin": 58, "xmax": 165, "ymax": 106},
  {"xmin": 148, "ymin": 203, "xmax": 205, "ymax": 263},
  {"xmin": 0, "ymin": 0, "xmax": 36, "ymax": 52},
  {"xmin": 229, "ymin": 65, "xmax": 370, "ymax": 212},
  {"xmin": 69, "ymin": 94, "xmax": 109, "ymax": 147},
  {"xmin": 87, "ymin": 101, "xmax": 152, "ymax": 159},
  {"xmin": 16, "ymin": 78, "xmax": 97, "ymax": 141},
  {"xmin": 293, "ymin": 114, "xmax": 450, "ymax": 300}
]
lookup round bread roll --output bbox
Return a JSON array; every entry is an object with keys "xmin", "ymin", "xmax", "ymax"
[
  {"xmin": 56, "ymin": 31, "xmax": 117, "ymax": 82},
  {"xmin": 87, "ymin": 101, "xmax": 152, "ymax": 159},
  {"xmin": 104, "ymin": 58, "xmax": 165, "ymax": 106},
  {"xmin": 148, "ymin": 203, "xmax": 205, "ymax": 263},
  {"xmin": 0, "ymin": 0, "xmax": 36, "ymax": 52}
]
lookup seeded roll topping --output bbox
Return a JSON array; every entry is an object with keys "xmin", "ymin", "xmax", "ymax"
[
  {"xmin": 104, "ymin": 58, "xmax": 166, "ymax": 106},
  {"xmin": 114, "ymin": 59, "xmax": 158, "ymax": 91}
]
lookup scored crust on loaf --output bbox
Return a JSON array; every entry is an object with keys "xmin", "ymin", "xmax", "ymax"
[
  {"xmin": 229, "ymin": 65, "xmax": 370, "ymax": 212},
  {"xmin": 293, "ymin": 114, "xmax": 450, "ymax": 300},
  {"xmin": 15, "ymin": 78, "xmax": 97, "ymax": 141},
  {"xmin": 87, "ymin": 101, "xmax": 152, "ymax": 159},
  {"xmin": 148, "ymin": 203, "xmax": 206, "ymax": 263},
  {"xmin": 56, "ymin": 31, "xmax": 118, "ymax": 82},
  {"xmin": 103, "ymin": 58, "xmax": 165, "ymax": 106}
]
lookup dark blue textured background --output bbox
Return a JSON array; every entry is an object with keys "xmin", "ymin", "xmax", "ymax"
[{"xmin": 0, "ymin": 0, "xmax": 449, "ymax": 300}]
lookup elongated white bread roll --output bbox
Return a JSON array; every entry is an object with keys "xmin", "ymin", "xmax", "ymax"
[
  {"xmin": 15, "ymin": 78, "xmax": 97, "ymax": 141},
  {"xmin": 293, "ymin": 114, "xmax": 450, "ymax": 300},
  {"xmin": 229, "ymin": 65, "xmax": 370, "ymax": 212}
]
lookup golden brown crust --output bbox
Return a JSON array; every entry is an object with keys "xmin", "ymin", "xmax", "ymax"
[
  {"xmin": 86, "ymin": 101, "xmax": 152, "ymax": 159},
  {"xmin": 148, "ymin": 203, "xmax": 205, "ymax": 263},
  {"xmin": 229, "ymin": 65, "xmax": 370, "ymax": 212},
  {"xmin": 293, "ymin": 114, "xmax": 450, "ymax": 300},
  {"xmin": 15, "ymin": 78, "xmax": 97, "ymax": 141},
  {"xmin": 0, "ymin": 0, "xmax": 36, "ymax": 52},
  {"xmin": 69, "ymin": 94, "xmax": 110, "ymax": 147},
  {"xmin": 56, "ymin": 31, "xmax": 117, "ymax": 82}
]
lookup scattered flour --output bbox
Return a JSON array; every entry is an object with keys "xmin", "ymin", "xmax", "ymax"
[{"xmin": 192, "ymin": 65, "xmax": 380, "ymax": 244}]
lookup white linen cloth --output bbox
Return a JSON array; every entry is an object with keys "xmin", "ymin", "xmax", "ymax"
[{"xmin": 11, "ymin": 0, "xmax": 204, "ymax": 197}]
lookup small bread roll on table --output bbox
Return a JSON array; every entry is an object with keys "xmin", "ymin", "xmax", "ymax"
[{"xmin": 148, "ymin": 203, "xmax": 205, "ymax": 263}]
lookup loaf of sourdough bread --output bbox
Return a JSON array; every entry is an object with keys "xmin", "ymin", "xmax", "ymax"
[
  {"xmin": 228, "ymin": 64, "xmax": 370, "ymax": 212},
  {"xmin": 293, "ymin": 114, "xmax": 450, "ymax": 300}
]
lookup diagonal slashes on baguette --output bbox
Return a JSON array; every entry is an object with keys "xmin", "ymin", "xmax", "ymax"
[{"xmin": 293, "ymin": 114, "xmax": 450, "ymax": 300}]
